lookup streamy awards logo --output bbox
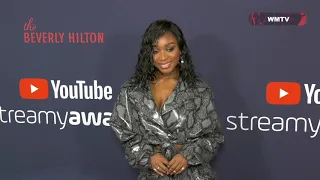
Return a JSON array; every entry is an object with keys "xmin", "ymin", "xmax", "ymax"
[
  {"xmin": 225, "ymin": 81, "xmax": 320, "ymax": 139},
  {"xmin": 249, "ymin": 12, "xmax": 307, "ymax": 26},
  {"xmin": 24, "ymin": 18, "xmax": 104, "ymax": 44},
  {"xmin": 0, "ymin": 78, "xmax": 113, "ymax": 130}
]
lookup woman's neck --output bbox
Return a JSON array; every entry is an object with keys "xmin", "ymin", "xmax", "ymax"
[{"xmin": 155, "ymin": 67, "xmax": 179, "ymax": 81}]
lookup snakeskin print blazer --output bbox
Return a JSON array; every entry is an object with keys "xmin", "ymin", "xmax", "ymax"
[{"xmin": 108, "ymin": 77, "xmax": 224, "ymax": 180}]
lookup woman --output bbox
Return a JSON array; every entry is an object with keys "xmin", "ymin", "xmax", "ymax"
[{"xmin": 108, "ymin": 19, "xmax": 224, "ymax": 180}]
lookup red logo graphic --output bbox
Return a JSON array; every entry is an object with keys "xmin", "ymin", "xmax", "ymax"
[
  {"xmin": 249, "ymin": 12, "xmax": 307, "ymax": 26},
  {"xmin": 19, "ymin": 78, "xmax": 49, "ymax": 100},
  {"xmin": 266, "ymin": 82, "xmax": 301, "ymax": 105}
]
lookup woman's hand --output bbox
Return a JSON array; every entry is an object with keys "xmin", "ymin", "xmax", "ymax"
[
  {"xmin": 150, "ymin": 153, "xmax": 169, "ymax": 176},
  {"xmin": 167, "ymin": 154, "xmax": 188, "ymax": 175}
]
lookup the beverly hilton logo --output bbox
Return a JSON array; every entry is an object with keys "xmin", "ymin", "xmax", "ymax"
[{"xmin": 23, "ymin": 18, "xmax": 104, "ymax": 44}]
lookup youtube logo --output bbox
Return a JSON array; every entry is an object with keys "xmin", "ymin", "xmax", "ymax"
[
  {"xmin": 19, "ymin": 78, "xmax": 49, "ymax": 100},
  {"xmin": 266, "ymin": 82, "xmax": 301, "ymax": 105}
]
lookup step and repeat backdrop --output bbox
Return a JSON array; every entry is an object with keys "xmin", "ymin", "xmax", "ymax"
[{"xmin": 2, "ymin": 0, "xmax": 318, "ymax": 179}]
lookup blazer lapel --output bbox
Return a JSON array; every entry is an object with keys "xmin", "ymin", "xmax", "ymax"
[
  {"xmin": 127, "ymin": 78, "xmax": 199, "ymax": 124},
  {"xmin": 161, "ymin": 78, "xmax": 198, "ymax": 116},
  {"xmin": 128, "ymin": 84, "xmax": 165, "ymax": 127}
]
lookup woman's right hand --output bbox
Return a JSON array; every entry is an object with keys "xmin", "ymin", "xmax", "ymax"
[{"xmin": 150, "ymin": 153, "xmax": 169, "ymax": 176}]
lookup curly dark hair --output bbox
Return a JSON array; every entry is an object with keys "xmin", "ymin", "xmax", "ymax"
[{"xmin": 131, "ymin": 19, "xmax": 200, "ymax": 89}]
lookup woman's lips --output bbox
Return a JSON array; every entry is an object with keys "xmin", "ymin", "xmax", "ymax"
[{"xmin": 159, "ymin": 62, "xmax": 171, "ymax": 69}]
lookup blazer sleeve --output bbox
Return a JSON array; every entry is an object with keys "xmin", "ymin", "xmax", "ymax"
[
  {"xmin": 180, "ymin": 88, "xmax": 224, "ymax": 166},
  {"xmin": 108, "ymin": 86, "xmax": 157, "ymax": 169}
]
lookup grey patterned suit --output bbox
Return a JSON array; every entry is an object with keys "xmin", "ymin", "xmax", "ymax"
[{"xmin": 108, "ymin": 77, "xmax": 224, "ymax": 180}]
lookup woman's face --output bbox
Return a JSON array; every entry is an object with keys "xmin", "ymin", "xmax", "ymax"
[{"xmin": 152, "ymin": 32, "xmax": 180, "ymax": 75}]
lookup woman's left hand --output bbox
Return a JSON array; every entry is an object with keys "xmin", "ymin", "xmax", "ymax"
[{"xmin": 167, "ymin": 154, "xmax": 188, "ymax": 175}]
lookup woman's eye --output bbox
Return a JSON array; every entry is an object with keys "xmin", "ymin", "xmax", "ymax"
[{"xmin": 167, "ymin": 48, "xmax": 174, "ymax": 52}]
